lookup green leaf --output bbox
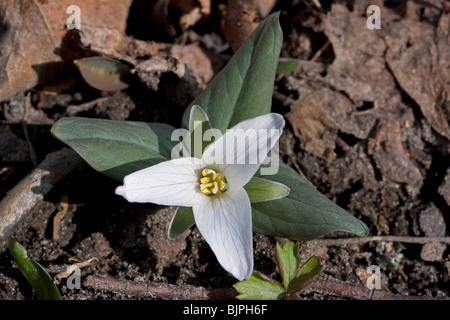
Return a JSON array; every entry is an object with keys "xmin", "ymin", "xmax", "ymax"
[
  {"xmin": 7, "ymin": 238, "xmax": 61, "ymax": 300},
  {"xmin": 251, "ymin": 163, "xmax": 369, "ymax": 240},
  {"xmin": 189, "ymin": 105, "xmax": 213, "ymax": 158},
  {"xmin": 276, "ymin": 60, "xmax": 299, "ymax": 74},
  {"xmin": 287, "ymin": 256, "xmax": 322, "ymax": 294},
  {"xmin": 168, "ymin": 206, "xmax": 195, "ymax": 240},
  {"xmin": 234, "ymin": 271, "xmax": 285, "ymax": 300},
  {"xmin": 275, "ymin": 241, "xmax": 300, "ymax": 289},
  {"xmin": 51, "ymin": 117, "xmax": 178, "ymax": 181},
  {"xmin": 244, "ymin": 177, "xmax": 290, "ymax": 203},
  {"xmin": 74, "ymin": 57, "xmax": 131, "ymax": 91},
  {"xmin": 182, "ymin": 12, "xmax": 283, "ymax": 133}
]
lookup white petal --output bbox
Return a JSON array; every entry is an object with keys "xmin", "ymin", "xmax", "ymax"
[
  {"xmin": 193, "ymin": 190, "xmax": 253, "ymax": 280},
  {"xmin": 202, "ymin": 113, "xmax": 285, "ymax": 190},
  {"xmin": 115, "ymin": 157, "xmax": 203, "ymax": 207}
]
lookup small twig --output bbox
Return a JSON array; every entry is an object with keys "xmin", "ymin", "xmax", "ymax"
[
  {"xmin": 301, "ymin": 274, "xmax": 447, "ymax": 300},
  {"xmin": 0, "ymin": 149, "xmax": 83, "ymax": 242},
  {"xmin": 84, "ymin": 275, "xmax": 237, "ymax": 300},
  {"xmin": 273, "ymin": 90, "xmax": 294, "ymax": 107},
  {"xmin": 307, "ymin": 235, "xmax": 450, "ymax": 247},
  {"xmin": 66, "ymin": 97, "xmax": 110, "ymax": 116},
  {"xmin": 310, "ymin": 40, "xmax": 330, "ymax": 62},
  {"xmin": 85, "ymin": 274, "xmax": 446, "ymax": 300},
  {"xmin": 22, "ymin": 93, "xmax": 38, "ymax": 168},
  {"xmin": 55, "ymin": 258, "xmax": 98, "ymax": 284},
  {"xmin": 52, "ymin": 194, "xmax": 69, "ymax": 240}
]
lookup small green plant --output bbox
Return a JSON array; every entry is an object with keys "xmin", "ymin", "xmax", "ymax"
[
  {"xmin": 234, "ymin": 240, "xmax": 322, "ymax": 300},
  {"xmin": 7, "ymin": 237, "xmax": 61, "ymax": 300}
]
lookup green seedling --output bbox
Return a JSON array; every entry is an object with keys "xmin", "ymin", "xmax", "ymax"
[
  {"xmin": 234, "ymin": 240, "xmax": 322, "ymax": 300},
  {"xmin": 7, "ymin": 237, "xmax": 61, "ymax": 300},
  {"xmin": 276, "ymin": 60, "xmax": 299, "ymax": 74}
]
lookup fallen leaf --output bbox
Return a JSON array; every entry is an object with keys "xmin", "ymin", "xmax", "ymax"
[
  {"xmin": 369, "ymin": 118, "xmax": 423, "ymax": 196},
  {"xmin": 179, "ymin": 7, "xmax": 203, "ymax": 30},
  {"xmin": 0, "ymin": 0, "xmax": 132, "ymax": 102},
  {"xmin": 77, "ymin": 24, "xmax": 200, "ymax": 100},
  {"xmin": 384, "ymin": 6, "xmax": 450, "ymax": 139},
  {"xmin": 171, "ymin": 44, "xmax": 215, "ymax": 88},
  {"xmin": 223, "ymin": 0, "xmax": 259, "ymax": 52},
  {"xmin": 323, "ymin": 3, "xmax": 399, "ymax": 106},
  {"xmin": 286, "ymin": 81, "xmax": 376, "ymax": 159}
]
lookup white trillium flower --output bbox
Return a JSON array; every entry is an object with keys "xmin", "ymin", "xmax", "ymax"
[{"xmin": 115, "ymin": 112, "xmax": 285, "ymax": 280}]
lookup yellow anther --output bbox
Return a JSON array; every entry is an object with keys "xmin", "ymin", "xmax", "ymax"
[
  {"xmin": 199, "ymin": 168, "xmax": 228, "ymax": 195},
  {"xmin": 201, "ymin": 177, "xmax": 211, "ymax": 184},
  {"xmin": 220, "ymin": 180, "xmax": 227, "ymax": 191}
]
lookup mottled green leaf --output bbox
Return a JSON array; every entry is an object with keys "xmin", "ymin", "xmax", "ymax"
[
  {"xmin": 8, "ymin": 238, "xmax": 61, "ymax": 300},
  {"xmin": 51, "ymin": 117, "xmax": 178, "ymax": 181},
  {"xmin": 234, "ymin": 271, "xmax": 285, "ymax": 300},
  {"xmin": 167, "ymin": 164, "xmax": 368, "ymax": 240},
  {"xmin": 252, "ymin": 163, "xmax": 369, "ymax": 240},
  {"xmin": 74, "ymin": 57, "xmax": 131, "ymax": 91},
  {"xmin": 182, "ymin": 12, "xmax": 283, "ymax": 133}
]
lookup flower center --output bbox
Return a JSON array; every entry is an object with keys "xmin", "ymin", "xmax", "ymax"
[{"xmin": 199, "ymin": 168, "xmax": 227, "ymax": 195}]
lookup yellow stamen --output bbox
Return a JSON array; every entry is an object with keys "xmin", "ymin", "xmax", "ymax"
[
  {"xmin": 199, "ymin": 168, "xmax": 228, "ymax": 195},
  {"xmin": 201, "ymin": 177, "xmax": 211, "ymax": 184}
]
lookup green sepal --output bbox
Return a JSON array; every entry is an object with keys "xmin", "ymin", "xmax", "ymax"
[
  {"xmin": 189, "ymin": 105, "xmax": 213, "ymax": 158},
  {"xmin": 244, "ymin": 177, "xmax": 290, "ymax": 203}
]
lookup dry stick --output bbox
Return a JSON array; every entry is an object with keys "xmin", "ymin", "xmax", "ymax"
[
  {"xmin": 307, "ymin": 235, "xmax": 450, "ymax": 247},
  {"xmin": 22, "ymin": 92, "xmax": 38, "ymax": 168},
  {"xmin": 85, "ymin": 274, "xmax": 446, "ymax": 300},
  {"xmin": 0, "ymin": 149, "xmax": 83, "ymax": 242},
  {"xmin": 84, "ymin": 275, "xmax": 237, "ymax": 300},
  {"xmin": 66, "ymin": 97, "xmax": 110, "ymax": 116},
  {"xmin": 302, "ymin": 275, "xmax": 447, "ymax": 300},
  {"xmin": 52, "ymin": 194, "xmax": 69, "ymax": 240},
  {"xmin": 310, "ymin": 40, "xmax": 330, "ymax": 62}
]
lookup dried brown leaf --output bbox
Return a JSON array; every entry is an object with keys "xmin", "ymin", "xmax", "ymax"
[
  {"xmin": 223, "ymin": 0, "xmax": 259, "ymax": 52},
  {"xmin": 0, "ymin": 0, "xmax": 132, "ymax": 102},
  {"xmin": 286, "ymin": 81, "xmax": 376, "ymax": 159},
  {"xmin": 323, "ymin": 4, "xmax": 398, "ymax": 106},
  {"xmin": 384, "ymin": 8, "xmax": 450, "ymax": 139},
  {"xmin": 171, "ymin": 44, "xmax": 214, "ymax": 88},
  {"xmin": 369, "ymin": 118, "xmax": 423, "ymax": 196}
]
